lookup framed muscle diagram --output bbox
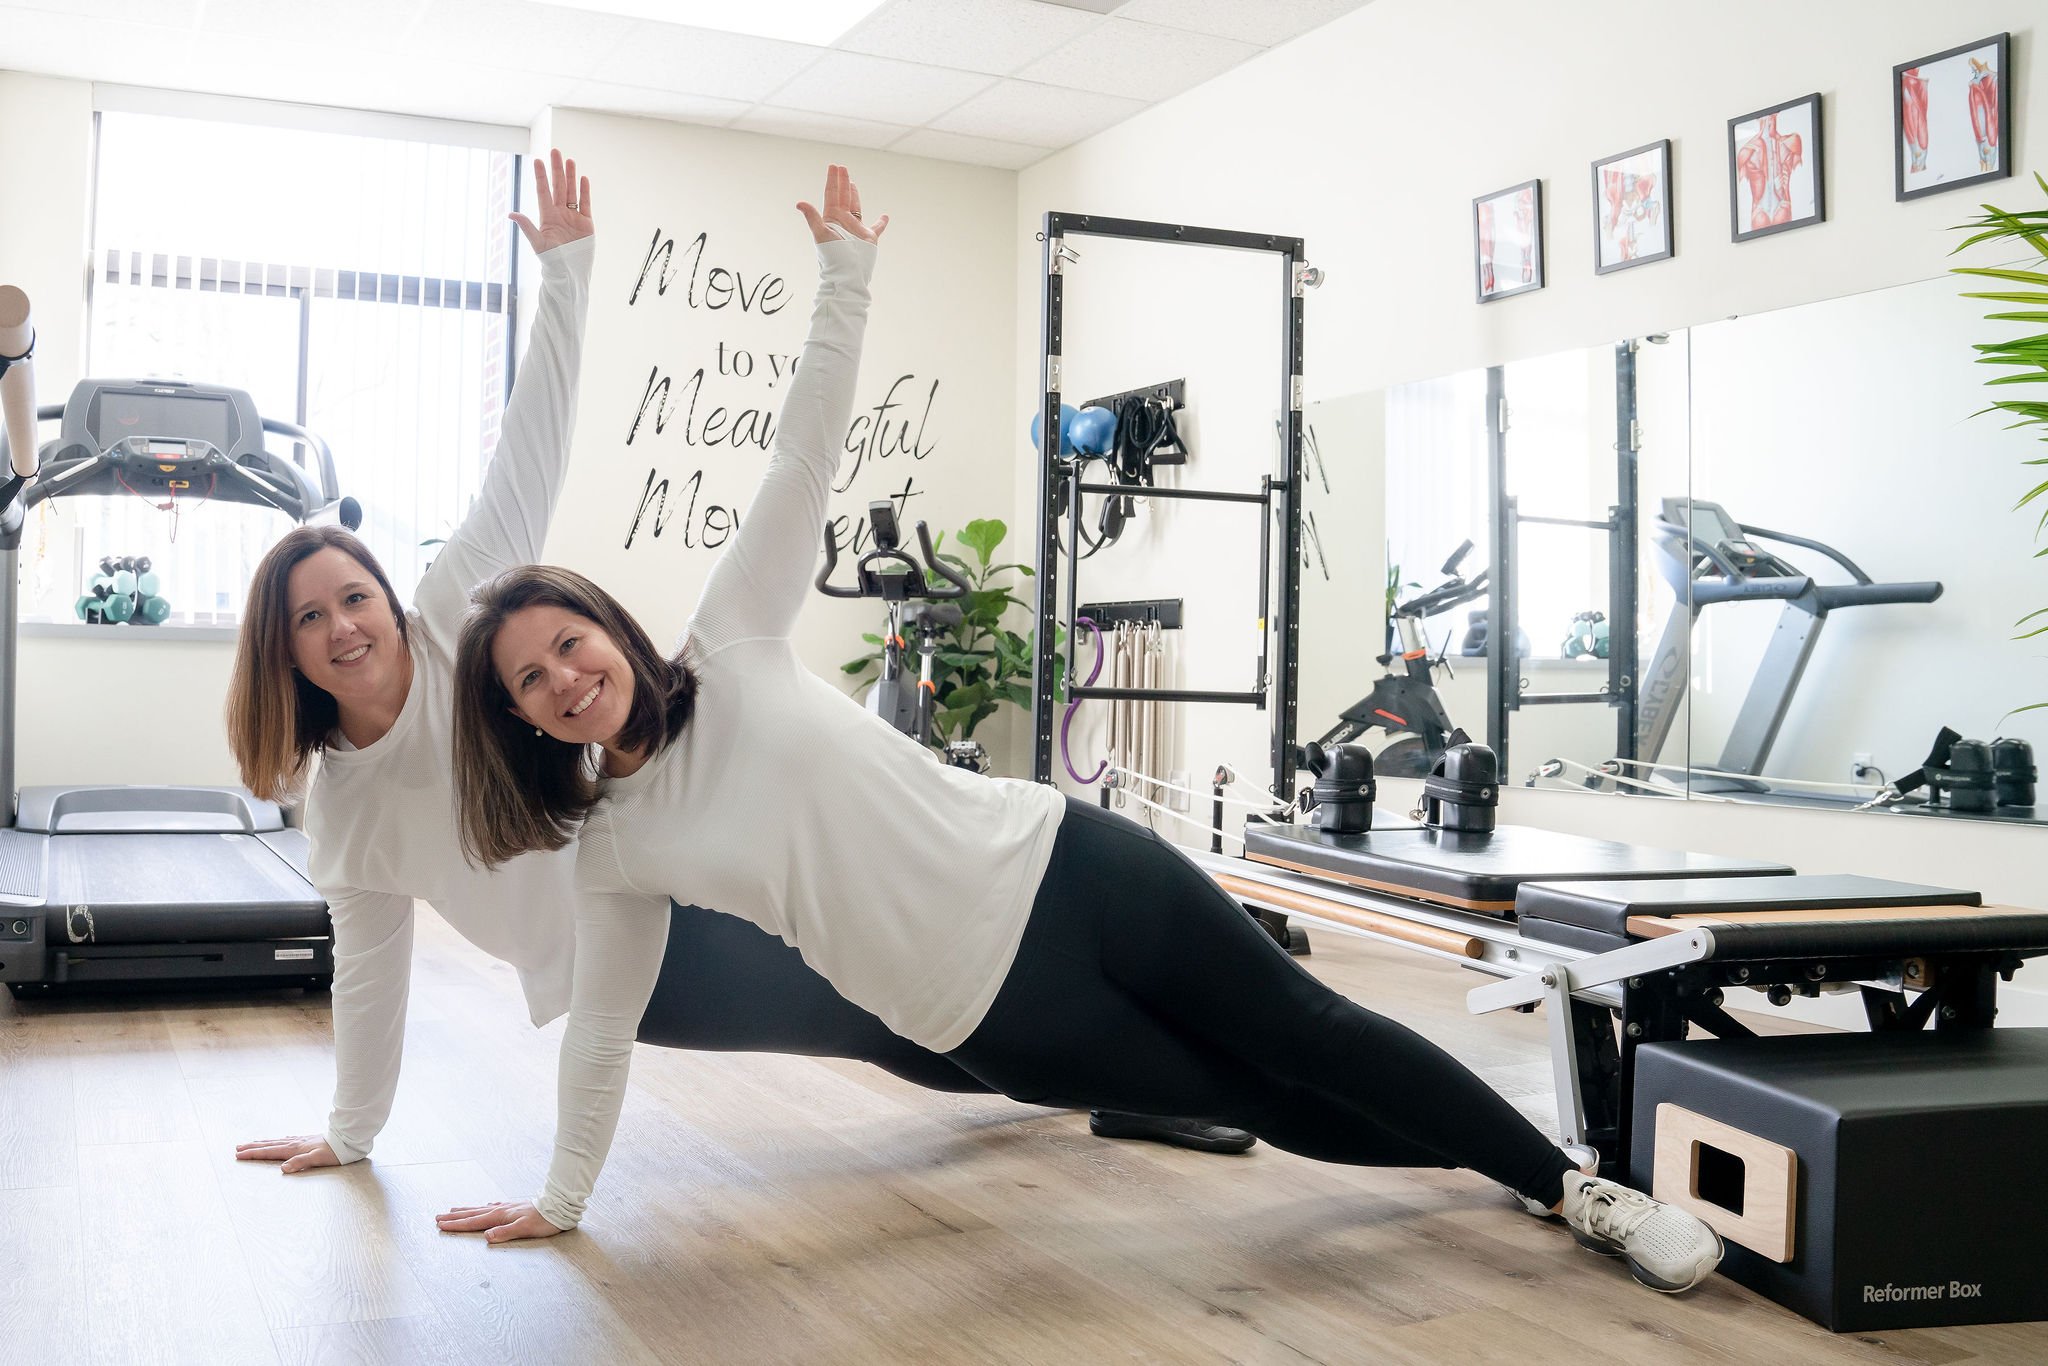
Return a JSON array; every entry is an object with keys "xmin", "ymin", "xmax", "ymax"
[
  {"xmin": 1728, "ymin": 92, "xmax": 1824, "ymax": 243},
  {"xmin": 1894, "ymin": 33, "xmax": 2011, "ymax": 201},
  {"xmin": 1592, "ymin": 139, "xmax": 1673, "ymax": 274},
  {"xmin": 1474, "ymin": 179, "xmax": 1544, "ymax": 302}
]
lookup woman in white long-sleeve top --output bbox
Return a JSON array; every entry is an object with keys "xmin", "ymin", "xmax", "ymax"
[
  {"xmin": 447, "ymin": 167, "xmax": 1726, "ymax": 1296},
  {"xmin": 225, "ymin": 156, "xmax": 1230, "ymax": 1239}
]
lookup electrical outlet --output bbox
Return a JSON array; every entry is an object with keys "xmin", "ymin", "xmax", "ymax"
[
  {"xmin": 1851, "ymin": 752, "xmax": 1874, "ymax": 783},
  {"xmin": 1168, "ymin": 770, "xmax": 1191, "ymax": 811}
]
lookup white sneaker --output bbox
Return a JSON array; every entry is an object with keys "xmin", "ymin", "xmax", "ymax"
[
  {"xmin": 1558, "ymin": 1173, "xmax": 1724, "ymax": 1293},
  {"xmin": 1512, "ymin": 1143, "xmax": 1600, "ymax": 1218}
]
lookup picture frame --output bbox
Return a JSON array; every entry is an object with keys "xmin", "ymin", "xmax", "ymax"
[
  {"xmin": 1894, "ymin": 32, "xmax": 2011, "ymax": 201},
  {"xmin": 1727, "ymin": 93, "xmax": 1824, "ymax": 243},
  {"xmin": 1592, "ymin": 139, "xmax": 1673, "ymax": 274},
  {"xmin": 1474, "ymin": 179, "xmax": 1543, "ymax": 302}
]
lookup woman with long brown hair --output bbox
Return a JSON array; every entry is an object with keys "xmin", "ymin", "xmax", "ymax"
[
  {"xmin": 226, "ymin": 158, "xmax": 1233, "ymax": 1241},
  {"xmin": 449, "ymin": 170, "xmax": 1724, "ymax": 1295}
]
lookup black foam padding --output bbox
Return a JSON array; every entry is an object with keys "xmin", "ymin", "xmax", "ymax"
[
  {"xmin": 1516, "ymin": 873, "xmax": 1980, "ymax": 937},
  {"xmin": 1241, "ymin": 822, "xmax": 1790, "ymax": 908},
  {"xmin": 1631, "ymin": 1030, "xmax": 2048, "ymax": 1330},
  {"xmin": 1517, "ymin": 916, "xmax": 1632, "ymax": 954}
]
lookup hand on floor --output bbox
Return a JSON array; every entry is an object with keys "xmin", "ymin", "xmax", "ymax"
[
  {"xmin": 234, "ymin": 1134, "xmax": 343, "ymax": 1173},
  {"xmin": 436, "ymin": 1199, "xmax": 564, "ymax": 1244}
]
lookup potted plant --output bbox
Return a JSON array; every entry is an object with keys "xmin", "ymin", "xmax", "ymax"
[{"xmin": 1953, "ymin": 171, "xmax": 2048, "ymax": 714}]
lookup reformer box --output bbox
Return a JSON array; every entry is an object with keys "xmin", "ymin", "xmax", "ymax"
[{"xmin": 1629, "ymin": 1029, "xmax": 2048, "ymax": 1331}]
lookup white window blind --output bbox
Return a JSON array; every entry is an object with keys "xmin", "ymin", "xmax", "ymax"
[{"xmin": 26, "ymin": 109, "xmax": 518, "ymax": 624}]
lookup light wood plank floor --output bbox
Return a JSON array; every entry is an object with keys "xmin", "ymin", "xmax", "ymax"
[{"xmin": 4, "ymin": 911, "xmax": 2045, "ymax": 1365}]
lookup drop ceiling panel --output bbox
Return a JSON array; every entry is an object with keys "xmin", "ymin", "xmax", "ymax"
[
  {"xmin": 930, "ymin": 79, "xmax": 1144, "ymax": 149},
  {"xmin": 769, "ymin": 49, "xmax": 995, "ymax": 126},
  {"xmin": 837, "ymin": 0, "xmax": 1100, "ymax": 77},
  {"xmin": 1016, "ymin": 16, "xmax": 1262, "ymax": 103}
]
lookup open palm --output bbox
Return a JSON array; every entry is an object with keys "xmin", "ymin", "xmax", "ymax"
[
  {"xmin": 797, "ymin": 163, "xmax": 888, "ymax": 246},
  {"xmin": 509, "ymin": 148, "xmax": 592, "ymax": 255}
]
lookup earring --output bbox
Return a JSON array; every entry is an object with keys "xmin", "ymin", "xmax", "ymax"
[{"xmin": 534, "ymin": 726, "xmax": 543, "ymax": 737}]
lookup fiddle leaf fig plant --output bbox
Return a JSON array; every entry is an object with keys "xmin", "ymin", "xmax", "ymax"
[
  {"xmin": 840, "ymin": 518, "xmax": 1064, "ymax": 745},
  {"xmin": 1952, "ymin": 170, "xmax": 2048, "ymax": 715}
]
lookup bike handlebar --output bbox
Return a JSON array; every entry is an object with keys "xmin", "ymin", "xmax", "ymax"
[{"xmin": 815, "ymin": 517, "xmax": 972, "ymax": 601}]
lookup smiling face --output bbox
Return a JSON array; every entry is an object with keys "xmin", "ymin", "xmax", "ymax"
[
  {"xmin": 492, "ymin": 603, "xmax": 638, "ymax": 746},
  {"xmin": 285, "ymin": 547, "xmax": 408, "ymax": 708}
]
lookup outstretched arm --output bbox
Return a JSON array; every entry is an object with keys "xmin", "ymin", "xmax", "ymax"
[
  {"xmin": 235, "ymin": 887, "xmax": 415, "ymax": 1172},
  {"xmin": 683, "ymin": 165, "xmax": 887, "ymax": 657},
  {"xmin": 434, "ymin": 885, "xmax": 670, "ymax": 1241},
  {"xmin": 415, "ymin": 149, "xmax": 596, "ymax": 639}
]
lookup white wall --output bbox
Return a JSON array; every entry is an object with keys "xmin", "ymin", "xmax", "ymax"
[
  {"xmin": 1016, "ymin": 0, "xmax": 2047, "ymax": 1008},
  {"xmin": 533, "ymin": 107, "xmax": 1017, "ymax": 688},
  {"xmin": 0, "ymin": 75, "xmax": 1015, "ymax": 789}
]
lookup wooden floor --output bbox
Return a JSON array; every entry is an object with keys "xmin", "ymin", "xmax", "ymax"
[{"xmin": 4, "ymin": 915, "xmax": 2045, "ymax": 1366}]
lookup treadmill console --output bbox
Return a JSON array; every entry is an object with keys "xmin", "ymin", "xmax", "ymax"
[{"xmin": 1663, "ymin": 498, "xmax": 1778, "ymax": 577}]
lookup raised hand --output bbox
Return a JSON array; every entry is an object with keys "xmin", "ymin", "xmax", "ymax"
[
  {"xmin": 508, "ymin": 147, "xmax": 593, "ymax": 255},
  {"xmin": 234, "ymin": 1134, "xmax": 344, "ymax": 1174},
  {"xmin": 796, "ymin": 163, "xmax": 888, "ymax": 246},
  {"xmin": 436, "ymin": 1199, "xmax": 565, "ymax": 1244}
]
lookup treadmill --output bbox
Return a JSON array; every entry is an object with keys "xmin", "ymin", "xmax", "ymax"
[
  {"xmin": 0, "ymin": 378, "xmax": 360, "ymax": 994},
  {"xmin": 1636, "ymin": 497, "xmax": 1942, "ymax": 799}
]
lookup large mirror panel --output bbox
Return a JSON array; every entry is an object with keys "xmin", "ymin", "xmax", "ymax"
[
  {"xmin": 1299, "ymin": 332, "xmax": 1691, "ymax": 795},
  {"xmin": 1682, "ymin": 275, "xmax": 2046, "ymax": 822}
]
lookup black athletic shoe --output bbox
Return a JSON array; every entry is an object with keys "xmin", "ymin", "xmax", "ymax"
[{"xmin": 1087, "ymin": 1110, "xmax": 1256, "ymax": 1154}]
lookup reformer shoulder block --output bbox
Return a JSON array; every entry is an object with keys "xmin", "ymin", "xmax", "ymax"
[
  {"xmin": 1241, "ymin": 822, "xmax": 1790, "ymax": 912},
  {"xmin": 1517, "ymin": 874, "xmax": 1981, "ymax": 939}
]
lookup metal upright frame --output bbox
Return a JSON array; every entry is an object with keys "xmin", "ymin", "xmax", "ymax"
[
  {"xmin": 1030, "ymin": 213, "xmax": 1307, "ymax": 801},
  {"xmin": 1485, "ymin": 340, "xmax": 1643, "ymax": 774}
]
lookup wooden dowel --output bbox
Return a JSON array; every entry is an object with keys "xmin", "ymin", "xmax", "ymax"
[{"xmin": 1216, "ymin": 874, "xmax": 1485, "ymax": 960}]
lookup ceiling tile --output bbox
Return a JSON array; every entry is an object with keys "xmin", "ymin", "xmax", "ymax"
[
  {"xmin": 2, "ymin": 7, "xmax": 206, "ymax": 87},
  {"xmin": 770, "ymin": 49, "xmax": 995, "ymax": 126},
  {"xmin": 889, "ymin": 127, "xmax": 1045, "ymax": 171},
  {"xmin": 1113, "ymin": 0, "xmax": 1370, "ymax": 47},
  {"xmin": 1016, "ymin": 16, "xmax": 1259, "ymax": 103},
  {"xmin": 4, "ymin": 0, "xmax": 205, "ymax": 23},
  {"xmin": 585, "ymin": 21, "xmax": 826, "ymax": 103},
  {"xmin": 929, "ymin": 79, "xmax": 1142, "ymax": 148},
  {"xmin": 196, "ymin": 0, "xmax": 429, "ymax": 48},
  {"xmin": 730, "ymin": 105, "xmax": 914, "ymax": 152},
  {"xmin": 562, "ymin": 80, "xmax": 751, "ymax": 127},
  {"xmin": 406, "ymin": 0, "xmax": 640, "ymax": 80},
  {"xmin": 835, "ymin": 0, "xmax": 1101, "ymax": 77}
]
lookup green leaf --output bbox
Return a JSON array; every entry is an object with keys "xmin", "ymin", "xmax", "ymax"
[
  {"xmin": 1960, "ymin": 291, "xmax": 2048, "ymax": 305},
  {"xmin": 954, "ymin": 518, "xmax": 1006, "ymax": 566},
  {"xmin": 1953, "ymin": 266, "xmax": 2048, "ymax": 287}
]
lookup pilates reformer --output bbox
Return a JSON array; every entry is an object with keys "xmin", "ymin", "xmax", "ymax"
[{"xmin": 1197, "ymin": 820, "xmax": 2048, "ymax": 1181}]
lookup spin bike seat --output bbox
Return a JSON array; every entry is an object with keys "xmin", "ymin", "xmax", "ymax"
[{"xmin": 903, "ymin": 602, "xmax": 963, "ymax": 629}]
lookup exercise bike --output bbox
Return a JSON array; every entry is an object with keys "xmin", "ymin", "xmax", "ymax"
[
  {"xmin": 816, "ymin": 500, "xmax": 987, "ymax": 770},
  {"xmin": 1316, "ymin": 540, "xmax": 1489, "ymax": 778}
]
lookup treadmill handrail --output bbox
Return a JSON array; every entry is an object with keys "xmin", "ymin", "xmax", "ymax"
[
  {"xmin": 1735, "ymin": 521, "xmax": 1875, "ymax": 585},
  {"xmin": 262, "ymin": 415, "xmax": 342, "ymax": 503},
  {"xmin": 1813, "ymin": 580, "xmax": 1944, "ymax": 610}
]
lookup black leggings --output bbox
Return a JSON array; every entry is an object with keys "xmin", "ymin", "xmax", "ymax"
[
  {"xmin": 637, "ymin": 901, "xmax": 994, "ymax": 1094},
  {"xmin": 946, "ymin": 798, "xmax": 1578, "ymax": 1206}
]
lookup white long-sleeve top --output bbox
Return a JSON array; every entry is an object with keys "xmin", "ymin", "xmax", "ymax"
[
  {"xmin": 300, "ymin": 236, "xmax": 594, "ymax": 1167},
  {"xmin": 534, "ymin": 237, "xmax": 1064, "ymax": 1230}
]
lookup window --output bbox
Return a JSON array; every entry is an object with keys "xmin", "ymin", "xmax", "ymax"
[{"xmin": 25, "ymin": 108, "xmax": 518, "ymax": 625}]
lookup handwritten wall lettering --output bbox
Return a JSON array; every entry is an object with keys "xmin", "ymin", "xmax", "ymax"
[
  {"xmin": 629, "ymin": 229, "xmax": 789, "ymax": 314},
  {"xmin": 617, "ymin": 223, "xmax": 946, "ymax": 559}
]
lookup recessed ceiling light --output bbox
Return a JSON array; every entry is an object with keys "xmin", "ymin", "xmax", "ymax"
[{"xmin": 546, "ymin": 0, "xmax": 889, "ymax": 46}]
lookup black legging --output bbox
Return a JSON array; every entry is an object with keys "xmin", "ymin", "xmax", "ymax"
[
  {"xmin": 637, "ymin": 900, "xmax": 994, "ymax": 1094},
  {"xmin": 946, "ymin": 798, "xmax": 1578, "ymax": 1206}
]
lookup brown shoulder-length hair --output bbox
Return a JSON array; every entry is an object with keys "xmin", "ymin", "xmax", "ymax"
[
  {"xmin": 452, "ymin": 564, "xmax": 697, "ymax": 869},
  {"xmin": 226, "ymin": 526, "xmax": 410, "ymax": 803}
]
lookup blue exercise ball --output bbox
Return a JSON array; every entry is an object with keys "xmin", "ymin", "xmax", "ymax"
[
  {"xmin": 1028, "ymin": 403, "xmax": 1079, "ymax": 456},
  {"xmin": 1068, "ymin": 405, "xmax": 1116, "ymax": 456}
]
